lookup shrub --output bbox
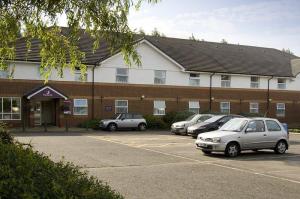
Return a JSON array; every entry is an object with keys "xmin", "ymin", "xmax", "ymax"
[
  {"xmin": 240, "ymin": 112, "xmax": 264, "ymax": 117},
  {"xmin": 79, "ymin": 119, "xmax": 102, "ymax": 129},
  {"xmin": 0, "ymin": 137, "xmax": 124, "ymax": 199},
  {"xmin": 0, "ymin": 122, "xmax": 13, "ymax": 144},
  {"xmin": 162, "ymin": 111, "xmax": 195, "ymax": 127},
  {"xmin": 144, "ymin": 115, "xmax": 168, "ymax": 129}
]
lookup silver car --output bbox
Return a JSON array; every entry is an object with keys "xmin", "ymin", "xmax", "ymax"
[
  {"xmin": 99, "ymin": 113, "xmax": 147, "ymax": 131},
  {"xmin": 171, "ymin": 114, "xmax": 213, "ymax": 135},
  {"xmin": 195, "ymin": 117, "xmax": 289, "ymax": 157}
]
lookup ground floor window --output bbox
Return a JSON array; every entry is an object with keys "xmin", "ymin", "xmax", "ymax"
[
  {"xmin": 276, "ymin": 103, "xmax": 285, "ymax": 117},
  {"xmin": 0, "ymin": 97, "xmax": 21, "ymax": 120},
  {"xmin": 189, "ymin": 101, "xmax": 200, "ymax": 114},
  {"xmin": 115, "ymin": 100, "xmax": 128, "ymax": 113},
  {"xmin": 249, "ymin": 102, "xmax": 259, "ymax": 114},
  {"xmin": 220, "ymin": 102, "xmax": 230, "ymax": 114},
  {"xmin": 73, "ymin": 99, "xmax": 88, "ymax": 115},
  {"xmin": 154, "ymin": 100, "xmax": 166, "ymax": 115}
]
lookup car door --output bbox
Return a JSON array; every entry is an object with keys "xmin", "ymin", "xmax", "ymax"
[
  {"xmin": 115, "ymin": 113, "xmax": 126, "ymax": 128},
  {"xmin": 123, "ymin": 113, "xmax": 134, "ymax": 128},
  {"xmin": 240, "ymin": 120, "xmax": 267, "ymax": 149},
  {"xmin": 265, "ymin": 120, "xmax": 283, "ymax": 148}
]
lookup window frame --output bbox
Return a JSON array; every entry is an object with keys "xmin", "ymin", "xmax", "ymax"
[
  {"xmin": 115, "ymin": 100, "xmax": 128, "ymax": 114},
  {"xmin": 189, "ymin": 73, "xmax": 200, "ymax": 86},
  {"xmin": 189, "ymin": 101, "xmax": 200, "ymax": 114},
  {"xmin": 73, "ymin": 99, "xmax": 88, "ymax": 116},
  {"xmin": 250, "ymin": 76, "xmax": 260, "ymax": 88},
  {"xmin": 0, "ymin": 97, "xmax": 22, "ymax": 120},
  {"xmin": 153, "ymin": 100, "xmax": 166, "ymax": 115},
  {"xmin": 154, "ymin": 70, "xmax": 166, "ymax": 85},
  {"xmin": 220, "ymin": 102, "xmax": 230, "ymax": 114},
  {"xmin": 276, "ymin": 103, "xmax": 285, "ymax": 117},
  {"xmin": 245, "ymin": 120, "xmax": 266, "ymax": 133},
  {"xmin": 249, "ymin": 102, "xmax": 259, "ymax": 114},
  {"xmin": 0, "ymin": 69, "xmax": 9, "ymax": 79},
  {"xmin": 221, "ymin": 75, "xmax": 231, "ymax": 88},
  {"xmin": 277, "ymin": 78, "xmax": 286, "ymax": 89},
  {"xmin": 115, "ymin": 68, "xmax": 129, "ymax": 83}
]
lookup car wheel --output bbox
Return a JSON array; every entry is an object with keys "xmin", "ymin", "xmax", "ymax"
[
  {"xmin": 108, "ymin": 123, "xmax": 117, "ymax": 132},
  {"xmin": 138, "ymin": 123, "xmax": 146, "ymax": 131},
  {"xmin": 202, "ymin": 150, "xmax": 212, "ymax": 155},
  {"xmin": 225, "ymin": 142, "xmax": 240, "ymax": 157},
  {"xmin": 274, "ymin": 140, "xmax": 287, "ymax": 154}
]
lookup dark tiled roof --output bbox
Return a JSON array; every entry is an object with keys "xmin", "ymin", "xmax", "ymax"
[{"xmin": 14, "ymin": 27, "xmax": 298, "ymax": 77}]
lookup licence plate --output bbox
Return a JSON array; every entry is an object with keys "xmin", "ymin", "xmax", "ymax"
[{"xmin": 198, "ymin": 143, "xmax": 207, "ymax": 147}]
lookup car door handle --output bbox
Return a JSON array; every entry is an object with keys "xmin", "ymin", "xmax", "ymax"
[{"xmin": 263, "ymin": 134, "xmax": 267, "ymax": 136}]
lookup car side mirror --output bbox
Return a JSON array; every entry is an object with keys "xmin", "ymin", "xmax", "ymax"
[{"xmin": 245, "ymin": 128, "xmax": 253, "ymax": 133}]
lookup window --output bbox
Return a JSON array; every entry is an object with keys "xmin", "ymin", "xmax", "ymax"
[
  {"xmin": 115, "ymin": 100, "xmax": 128, "ymax": 114},
  {"xmin": 220, "ymin": 102, "xmax": 230, "ymax": 114},
  {"xmin": 189, "ymin": 101, "xmax": 200, "ymax": 113},
  {"xmin": 74, "ymin": 68, "xmax": 88, "ymax": 82},
  {"xmin": 154, "ymin": 70, "xmax": 166, "ymax": 84},
  {"xmin": 250, "ymin": 76, "xmax": 259, "ymax": 88},
  {"xmin": 276, "ymin": 103, "xmax": 285, "ymax": 117},
  {"xmin": 246, "ymin": 120, "xmax": 265, "ymax": 132},
  {"xmin": 266, "ymin": 120, "xmax": 282, "ymax": 131},
  {"xmin": 73, "ymin": 99, "xmax": 88, "ymax": 115},
  {"xmin": 189, "ymin": 73, "xmax": 200, "ymax": 86},
  {"xmin": 154, "ymin": 100, "xmax": 166, "ymax": 115},
  {"xmin": 0, "ymin": 70, "xmax": 8, "ymax": 78},
  {"xmin": 221, "ymin": 75, "xmax": 231, "ymax": 88},
  {"xmin": 0, "ymin": 97, "xmax": 21, "ymax": 120},
  {"xmin": 116, "ymin": 68, "xmax": 128, "ymax": 83},
  {"xmin": 277, "ymin": 78, "xmax": 286, "ymax": 89},
  {"xmin": 249, "ymin": 102, "xmax": 259, "ymax": 114}
]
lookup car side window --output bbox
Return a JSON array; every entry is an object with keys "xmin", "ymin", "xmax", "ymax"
[
  {"xmin": 246, "ymin": 120, "xmax": 265, "ymax": 132},
  {"xmin": 266, "ymin": 120, "xmax": 282, "ymax": 131},
  {"xmin": 133, "ymin": 114, "xmax": 142, "ymax": 119},
  {"xmin": 124, "ymin": 113, "xmax": 133, "ymax": 119}
]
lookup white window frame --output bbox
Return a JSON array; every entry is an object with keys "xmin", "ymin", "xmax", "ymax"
[
  {"xmin": 220, "ymin": 102, "xmax": 230, "ymax": 114},
  {"xmin": 116, "ymin": 68, "xmax": 129, "ymax": 83},
  {"xmin": 115, "ymin": 100, "xmax": 128, "ymax": 114},
  {"xmin": 73, "ymin": 99, "xmax": 88, "ymax": 115},
  {"xmin": 250, "ymin": 76, "xmax": 260, "ymax": 88},
  {"xmin": 249, "ymin": 102, "xmax": 259, "ymax": 114},
  {"xmin": 154, "ymin": 100, "xmax": 166, "ymax": 115},
  {"xmin": 276, "ymin": 103, "xmax": 285, "ymax": 117},
  {"xmin": 189, "ymin": 101, "xmax": 200, "ymax": 113},
  {"xmin": 189, "ymin": 73, "xmax": 200, "ymax": 86},
  {"xmin": 221, "ymin": 75, "xmax": 231, "ymax": 88},
  {"xmin": 277, "ymin": 78, "xmax": 286, "ymax": 89},
  {"xmin": 0, "ymin": 70, "xmax": 9, "ymax": 79},
  {"xmin": 154, "ymin": 70, "xmax": 166, "ymax": 85},
  {"xmin": 74, "ymin": 69, "xmax": 88, "ymax": 82},
  {"xmin": 0, "ymin": 97, "xmax": 21, "ymax": 120}
]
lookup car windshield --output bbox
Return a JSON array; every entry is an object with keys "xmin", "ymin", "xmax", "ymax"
[
  {"xmin": 111, "ymin": 114, "xmax": 121, "ymax": 119},
  {"xmin": 204, "ymin": 115, "xmax": 224, "ymax": 123},
  {"xmin": 220, "ymin": 118, "xmax": 248, "ymax": 132},
  {"xmin": 185, "ymin": 114, "xmax": 197, "ymax": 121}
]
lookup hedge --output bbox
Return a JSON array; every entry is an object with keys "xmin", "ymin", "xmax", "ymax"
[
  {"xmin": 78, "ymin": 118, "xmax": 102, "ymax": 130},
  {"xmin": 0, "ymin": 122, "xmax": 124, "ymax": 199}
]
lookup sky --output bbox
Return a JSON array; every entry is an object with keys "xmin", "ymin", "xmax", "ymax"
[{"xmin": 128, "ymin": 0, "xmax": 300, "ymax": 56}]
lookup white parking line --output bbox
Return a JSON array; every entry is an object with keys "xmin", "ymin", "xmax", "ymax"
[{"xmin": 87, "ymin": 135, "xmax": 300, "ymax": 184}]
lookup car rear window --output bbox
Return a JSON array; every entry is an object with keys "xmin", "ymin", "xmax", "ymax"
[
  {"xmin": 133, "ymin": 114, "xmax": 143, "ymax": 119},
  {"xmin": 266, "ymin": 120, "xmax": 282, "ymax": 131}
]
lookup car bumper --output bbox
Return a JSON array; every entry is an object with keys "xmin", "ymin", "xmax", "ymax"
[
  {"xmin": 171, "ymin": 127, "xmax": 187, "ymax": 134},
  {"xmin": 195, "ymin": 140, "xmax": 226, "ymax": 152}
]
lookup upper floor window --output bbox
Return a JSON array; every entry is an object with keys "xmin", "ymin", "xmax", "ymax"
[
  {"xmin": 189, "ymin": 101, "xmax": 200, "ymax": 114},
  {"xmin": 277, "ymin": 78, "xmax": 286, "ymax": 89},
  {"xmin": 249, "ymin": 102, "xmax": 259, "ymax": 113},
  {"xmin": 276, "ymin": 103, "xmax": 285, "ymax": 117},
  {"xmin": 154, "ymin": 100, "xmax": 166, "ymax": 115},
  {"xmin": 154, "ymin": 70, "xmax": 166, "ymax": 85},
  {"xmin": 0, "ymin": 97, "xmax": 21, "ymax": 120},
  {"xmin": 116, "ymin": 68, "xmax": 128, "ymax": 83},
  {"xmin": 115, "ymin": 100, "xmax": 128, "ymax": 113},
  {"xmin": 220, "ymin": 102, "xmax": 230, "ymax": 114},
  {"xmin": 250, "ymin": 76, "xmax": 259, "ymax": 88},
  {"xmin": 189, "ymin": 73, "xmax": 200, "ymax": 86},
  {"xmin": 221, "ymin": 75, "xmax": 231, "ymax": 88},
  {"xmin": 73, "ymin": 99, "xmax": 88, "ymax": 115},
  {"xmin": 75, "ymin": 68, "xmax": 87, "ymax": 82},
  {"xmin": 0, "ymin": 70, "xmax": 8, "ymax": 79}
]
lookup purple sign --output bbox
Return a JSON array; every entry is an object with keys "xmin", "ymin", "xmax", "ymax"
[{"xmin": 30, "ymin": 87, "xmax": 66, "ymax": 99}]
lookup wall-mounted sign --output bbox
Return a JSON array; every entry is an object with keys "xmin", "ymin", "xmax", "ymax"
[
  {"xmin": 63, "ymin": 100, "xmax": 72, "ymax": 115},
  {"xmin": 104, "ymin": 106, "xmax": 113, "ymax": 112}
]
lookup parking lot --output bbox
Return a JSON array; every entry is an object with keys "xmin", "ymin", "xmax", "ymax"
[{"xmin": 16, "ymin": 131, "xmax": 300, "ymax": 199}]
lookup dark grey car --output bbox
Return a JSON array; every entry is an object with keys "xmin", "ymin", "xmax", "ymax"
[{"xmin": 99, "ymin": 113, "xmax": 147, "ymax": 131}]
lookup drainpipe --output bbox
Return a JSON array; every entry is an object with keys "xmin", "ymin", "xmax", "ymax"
[
  {"xmin": 91, "ymin": 64, "xmax": 96, "ymax": 119},
  {"xmin": 266, "ymin": 76, "xmax": 274, "ymax": 117},
  {"xmin": 209, "ymin": 73, "xmax": 215, "ymax": 112}
]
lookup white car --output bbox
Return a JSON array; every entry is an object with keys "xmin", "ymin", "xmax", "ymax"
[
  {"xmin": 171, "ymin": 114, "xmax": 213, "ymax": 135},
  {"xmin": 195, "ymin": 117, "xmax": 289, "ymax": 157}
]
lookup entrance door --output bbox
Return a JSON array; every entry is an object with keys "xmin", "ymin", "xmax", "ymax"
[
  {"xmin": 42, "ymin": 100, "xmax": 55, "ymax": 125},
  {"xmin": 33, "ymin": 102, "xmax": 42, "ymax": 126}
]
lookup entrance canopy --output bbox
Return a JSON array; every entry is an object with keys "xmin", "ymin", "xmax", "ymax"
[{"xmin": 25, "ymin": 85, "xmax": 68, "ymax": 100}]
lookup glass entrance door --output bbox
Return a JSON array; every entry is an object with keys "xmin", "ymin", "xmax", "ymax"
[{"xmin": 33, "ymin": 102, "xmax": 42, "ymax": 126}]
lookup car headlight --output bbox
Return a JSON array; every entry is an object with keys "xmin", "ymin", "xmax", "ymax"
[{"xmin": 212, "ymin": 137, "xmax": 221, "ymax": 143}]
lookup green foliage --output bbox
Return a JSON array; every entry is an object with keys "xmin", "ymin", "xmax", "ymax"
[
  {"xmin": 79, "ymin": 119, "xmax": 102, "ymax": 130},
  {"xmin": 0, "ymin": 138, "xmax": 124, "ymax": 198},
  {"xmin": 162, "ymin": 111, "xmax": 195, "ymax": 127},
  {"xmin": 143, "ymin": 115, "xmax": 168, "ymax": 129},
  {"xmin": 239, "ymin": 112, "xmax": 264, "ymax": 117},
  {"xmin": 0, "ymin": 122, "xmax": 13, "ymax": 144},
  {"xmin": 151, "ymin": 27, "xmax": 165, "ymax": 37},
  {"xmin": 0, "ymin": 0, "xmax": 159, "ymax": 82}
]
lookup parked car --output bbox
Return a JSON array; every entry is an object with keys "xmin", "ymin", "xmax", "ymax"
[
  {"xmin": 187, "ymin": 115, "xmax": 243, "ymax": 138},
  {"xmin": 171, "ymin": 114, "xmax": 213, "ymax": 135},
  {"xmin": 195, "ymin": 117, "xmax": 289, "ymax": 157},
  {"xmin": 99, "ymin": 113, "xmax": 147, "ymax": 131}
]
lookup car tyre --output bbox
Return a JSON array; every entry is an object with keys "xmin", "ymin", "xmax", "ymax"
[
  {"xmin": 138, "ymin": 123, "xmax": 147, "ymax": 131},
  {"xmin": 225, "ymin": 142, "xmax": 240, "ymax": 158},
  {"xmin": 202, "ymin": 150, "xmax": 212, "ymax": 155},
  {"xmin": 274, "ymin": 140, "xmax": 287, "ymax": 154},
  {"xmin": 108, "ymin": 123, "xmax": 117, "ymax": 132}
]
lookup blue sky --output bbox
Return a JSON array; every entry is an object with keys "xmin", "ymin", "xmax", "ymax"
[{"xmin": 128, "ymin": 0, "xmax": 300, "ymax": 56}]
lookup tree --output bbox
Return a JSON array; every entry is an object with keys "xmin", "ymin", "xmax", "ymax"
[
  {"xmin": 138, "ymin": 28, "xmax": 146, "ymax": 36},
  {"xmin": 0, "ymin": 0, "xmax": 159, "ymax": 82},
  {"xmin": 221, "ymin": 39, "xmax": 228, "ymax": 44},
  {"xmin": 151, "ymin": 27, "xmax": 165, "ymax": 37},
  {"xmin": 282, "ymin": 48, "xmax": 294, "ymax": 55}
]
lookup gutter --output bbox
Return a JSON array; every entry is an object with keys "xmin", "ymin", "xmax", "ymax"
[
  {"xmin": 266, "ymin": 76, "xmax": 274, "ymax": 117},
  {"xmin": 209, "ymin": 73, "xmax": 215, "ymax": 112}
]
